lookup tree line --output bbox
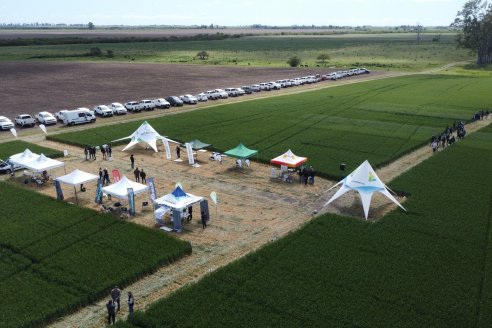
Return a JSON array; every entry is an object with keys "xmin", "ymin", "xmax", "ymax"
[{"xmin": 454, "ymin": 0, "xmax": 492, "ymax": 65}]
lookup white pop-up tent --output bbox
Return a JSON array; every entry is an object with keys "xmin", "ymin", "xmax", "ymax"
[
  {"xmin": 102, "ymin": 175, "xmax": 148, "ymax": 199},
  {"xmin": 111, "ymin": 121, "xmax": 178, "ymax": 152},
  {"xmin": 55, "ymin": 169, "xmax": 99, "ymax": 204},
  {"xmin": 324, "ymin": 160, "xmax": 406, "ymax": 219},
  {"xmin": 22, "ymin": 153, "xmax": 65, "ymax": 173},
  {"xmin": 9, "ymin": 149, "xmax": 40, "ymax": 166},
  {"xmin": 153, "ymin": 186, "xmax": 204, "ymax": 210},
  {"xmin": 270, "ymin": 149, "xmax": 307, "ymax": 168}
]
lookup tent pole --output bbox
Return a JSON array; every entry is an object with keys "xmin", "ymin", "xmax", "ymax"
[{"xmin": 73, "ymin": 186, "xmax": 78, "ymax": 205}]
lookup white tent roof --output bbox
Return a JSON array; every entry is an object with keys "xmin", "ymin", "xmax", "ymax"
[
  {"xmin": 111, "ymin": 121, "xmax": 177, "ymax": 152},
  {"xmin": 153, "ymin": 186, "xmax": 204, "ymax": 210},
  {"xmin": 102, "ymin": 175, "xmax": 148, "ymax": 198},
  {"xmin": 9, "ymin": 149, "xmax": 40, "ymax": 166},
  {"xmin": 324, "ymin": 160, "xmax": 406, "ymax": 219},
  {"xmin": 55, "ymin": 169, "xmax": 99, "ymax": 186},
  {"xmin": 21, "ymin": 153, "xmax": 64, "ymax": 172},
  {"xmin": 270, "ymin": 149, "xmax": 307, "ymax": 167}
]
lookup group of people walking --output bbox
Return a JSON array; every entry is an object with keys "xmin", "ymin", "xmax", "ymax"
[
  {"xmin": 133, "ymin": 167, "xmax": 147, "ymax": 184},
  {"xmin": 106, "ymin": 286, "xmax": 134, "ymax": 325},
  {"xmin": 298, "ymin": 165, "xmax": 315, "ymax": 185},
  {"xmin": 99, "ymin": 167, "xmax": 111, "ymax": 185},
  {"xmin": 430, "ymin": 121, "xmax": 467, "ymax": 153}
]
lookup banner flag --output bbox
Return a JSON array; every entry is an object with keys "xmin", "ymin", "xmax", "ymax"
[
  {"xmin": 10, "ymin": 128, "xmax": 17, "ymax": 138},
  {"xmin": 95, "ymin": 178, "xmax": 103, "ymax": 204},
  {"xmin": 148, "ymin": 177, "xmax": 157, "ymax": 201},
  {"xmin": 210, "ymin": 191, "xmax": 218, "ymax": 205},
  {"xmin": 39, "ymin": 124, "xmax": 47, "ymax": 134},
  {"xmin": 55, "ymin": 180, "xmax": 64, "ymax": 200},
  {"xmin": 128, "ymin": 188, "xmax": 135, "ymax": 215},
  {"xmin": 185, "ymin": 142, "xmax": 195, "ymax": 165},
  {"xmin": 163, "ymin": 138, "xmax": 172, "ymax": 160},
  {"xmin": 112, "ymin": 169, "xmax": 121, "ymax": 182}
]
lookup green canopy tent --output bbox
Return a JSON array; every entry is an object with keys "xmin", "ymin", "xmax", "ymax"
[{"xmin": 224, "ymin": 143, "xmax": 258, "ymax": 168}]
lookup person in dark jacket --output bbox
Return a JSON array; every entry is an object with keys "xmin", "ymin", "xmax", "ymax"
[
  {"xmin": 111, "ymin": 286, "xmax": 122, "ymax": 311},
  {"xmin": 140, "ymin": 169, "xmax": 147, "ymax": 184},
  {"xmin": 130, "ymin": 154, "xmax": 135, "ymax": 169},
  {"xmin": 128, "ymin": 291, "xmax": 135, "ymax": 317},
  {"xmin": 134, "ymin": 167, "xmax": 140, "ymax": 182},
  {"xmin": 106, "ymin": 299, "xmax": 116, "ymax": 325}
]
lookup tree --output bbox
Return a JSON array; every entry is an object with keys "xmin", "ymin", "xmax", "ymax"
[
  {"xmin": 453, "ymin": 0, "xmax": 492, "ymax": 65},
  {"xmin": 196, "ymin": 51, "xmax": 209, "ymax": 60},
  {"xmin": 316, "ymin": 53, "xmax": 330, "ymax": 65},
  {"xmin": 88, "ymin": 22, "xmax": 94, "ymax": 30},
  {"xmin": 287, "ymin": 56, "xmax": 301, "ymax": 67}
]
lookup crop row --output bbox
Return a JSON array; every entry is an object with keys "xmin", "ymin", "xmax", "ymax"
[
  {"xmin": 0, "ymin": 182, "xmax": 191, "ymax": 328},
  {"xmin": 113, "ymin": 120, "xmax": 492, "ymax": 327},
  {"xmin": 50, "ymin": 74, "xmax": 492, "ymax": 179}
]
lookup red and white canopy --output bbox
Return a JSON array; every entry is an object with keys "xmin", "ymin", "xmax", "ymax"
[{"xmin": 270, "ymin": 149, "xmax": 307, "ymax": 167}]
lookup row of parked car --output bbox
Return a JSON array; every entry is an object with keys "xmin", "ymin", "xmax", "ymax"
[{"xmin": 0, "ymin": 68, "xmax": 370, "ymax": 131}]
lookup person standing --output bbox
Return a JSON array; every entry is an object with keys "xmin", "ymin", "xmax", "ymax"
[
  {"xmin": 84, "ymin": 147, "xmax": 88, "ymax": 160},
  {"xmin": 111, "ymin": 286, "xmax": 122, "ymax": 312},
  {"xmin": 106, "ymin": 299, "xmax": 116, "ymax": 325},
  {"xmin": 201, "ymin": 211, "xmax": 207, "ymax": 229},
  {"xmin": 107, "ymin": 145, "xmax": 112, "ymax": 159},
  {"xmin": 128, "ymin": 291, "xmax": 135, "ymax": 317},
  {"xmin": 134, "ymin": 167, "xmax": 140, "ymax": 182},
  {"xmin": 99, "ymin": 167, "xmax": 103, "ymax": 180},
  {"xmin": 188, "ymin": 206, "xmax": 193, "ymax": 221},
  {"xmin": 103, "ymin": 168, "xmax": 110, "ymax": 185},
  {"xmin": 101, "ymin": 146, "xmax": 106, "ymax": 160},
  {"xmin": 176, "ymin": 145, "xmax": 181, "ymax": 159},
  {"xmin": 140, "ymin": 169, "xmax": 146, "ymax": 184},
  {"xmin": 130, "ymin": 154, "xmax": 135, "ymax": 169}
]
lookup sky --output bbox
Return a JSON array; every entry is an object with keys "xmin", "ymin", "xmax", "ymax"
[{"xmin": 0, "ymin": 0, "xmax": 466, "ymax": 27}]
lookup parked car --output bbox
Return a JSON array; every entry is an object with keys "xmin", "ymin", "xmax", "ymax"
[
  {"xmin": 139, "ymin": 99, "xmax": 155, "ymax": 111},
  {"xmin": 55, "ymin": 110, "xmax": 69, "ymax": 121},
  {"xmin": 224, "ymin": 88, "xmax": 239, "ymax": 97},
  {"xmin": 35, "ymin": 111, "xmax": 57, "ymax": 125},
  {"xmin": 204, "ymin": 90, "xmax": 220, "ymax": 100},
  {"xmin": 109, "ymin": 102, "xmax": 127, "ymax": 115},
  {"xmin": 93, "ymin": 105, "xmax": 114, "ymax": 117},
  {"xmin": 15, "ymin": 114, "xmax": 36, "ymax": 127},
  {"xmin": 179, "ymin": 94, "xmax": 198, "ymax": 104},
  {"xmin": 267, "ymin": 81, "xmax": 282, "ymax": 90},
  {"xmin": 0, "ymin": 116, "xmax": 15, "ymax": 130},
  {"xmin": 152, "ymin": 98, "xmax": 171, "ymax": 109},
  {"xmin": 259, "ymin": 82, "xmax": 273, "ymax": 91},
  {"xmin": 215, "ymin": 89, "xmax": 229, "ymax": 99},
  {"xmin": 249, "ymin": 84, "xmax": 261, "ymax": 92},
  {"xmin": 165, "ymin": 96, "xmax": 184, "ymax": 107},
  {"xmin": 241, "ymin": 86, "xmax": 254, "ymax": 94},
  {"xmin": 62, "ymin": 108, "xmax": 96, "ymax": 126},
  {"xmin": 0, "ymin": 158, "xmax": 22, "ymax": 174},
  {"xmin": 124, "ymin": 101, "xmax": 142, "ymax": 113},
  {"xmin": 234, "ymin": 87, "xmax": 246, "ymax": 96},
  {"xmin": 196, "ymin": 93, "xmax": 209, "ymax": 102}
]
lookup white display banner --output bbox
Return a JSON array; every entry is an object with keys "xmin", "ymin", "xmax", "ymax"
[
  {"xmin": 185, "ymin": 143, "xmax": 195, "ymax": 165},
  {"xmin": 162, "ymin": 138, "xmax": 172, "ymax": 160}
]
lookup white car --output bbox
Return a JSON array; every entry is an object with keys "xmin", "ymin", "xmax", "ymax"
[
  {"xmin": 204, "ymin": 90, "xmax": 220, "ymax": 100},
  {"xmin": 139, "ymin": 99, "xmax": 155, "ymax": 111},
  {"xmin": 267, "ymin": 82, "xmax": 282, "ymax": 90},
  {"xmin": 55, "ymin": 110, "xmax": 68, "ymax": 121},
  {"xmin": 15, "ymin": 114, "xmax": 36, "ymax": 127},
  {"xmin": 124, "ymin": 101, "xmax": 142, "ymax": 113},
  {"xmin": 259, "ymin": 82, "xmax": 273, "ymax": 91},
  {"xmin": 196, "ymin": 93, "xmax": 208, "ymax": 102},
  {"xmin": 109, "ymin": 102, "xmax": 127, "ymax": 115},
  {"xmin": 179, "ymin": 94, "xmax": 198, "ymax": 104},
  {"xmin": 35, "ymin": 111, "xmax": 57, "ymax": 125},
  {"xmin": 215, "ymin": 89, "xmax": 229, "ymax": 99},
  {"xmin": 249, "ymin": 84, "xmax": 261, "ymax": 92},
  {"xmin": 94, "ymin": 105, "xmax": 114, "ymax": 117},
  {"xmin": 224, "ymin": 88, "xmax": 239, "ymax": 97},
  {"xmin": 152, "ymin": 98, "xmax": 171, "ymax": 109},
  {"xmin": 0, "ymin": 116, "xmax": 14, "ymax": 130}
]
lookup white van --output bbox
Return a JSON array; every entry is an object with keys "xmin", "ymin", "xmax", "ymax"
[{"xmin": 63, "ymin": 108, "xmax": 96, "ymax": 126}]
